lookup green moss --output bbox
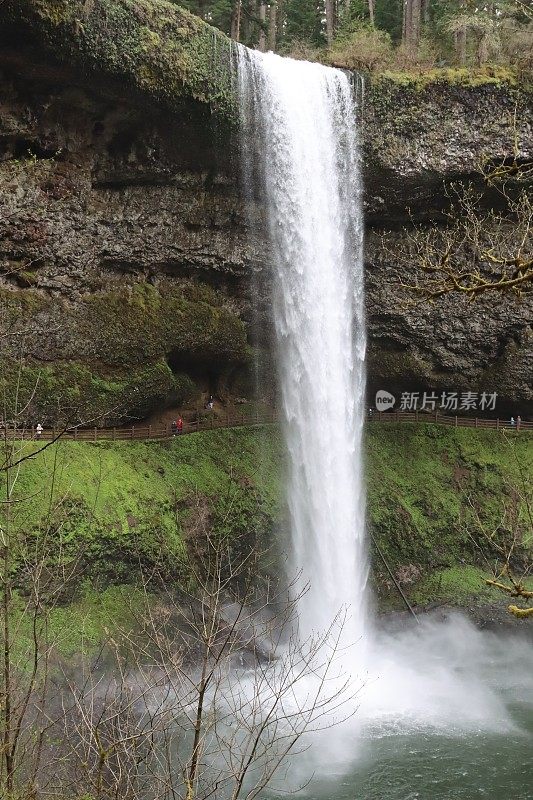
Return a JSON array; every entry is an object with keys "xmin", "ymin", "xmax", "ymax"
[
  {"xmin": 0, "ymin": 281, "xmax": 247, "ymax": 423},
  {"xmin": 49, "ymin": 584, "xmax": 147, "ymax": 655},
  {"xmin": 6, "ymin": 0, "xmax": 236, "ymax": 116},
  {"xmin": 367, "ymin": 424, "xmax": 532, "ymax": 610},
  {"xmin": 411, "ymin": 565, "xmax": 533, "ymax": 608},
  {"xmin": 30, "ymin": 0, "xmax": 77, "ymax": 25},
  {"xmin": 372, "ymin": 65, "xmax": 519, "ymax": 90},
  {"xmin": 3, "ymin": 423, "xmax": 531, "ymax": 651},
  {"xmin": 10, "ymin": 583, "xmax": 149, "ymax": 659},
  {"xmin": 0, "ymin": 358, "xmax": 195, "ymax": 425},
  {"xmin": 3, "ymin": 426, "xmax": 283, "ymax": 587},
  {"xmin": 0, "ymin": 286, "xmax": 46, "ymax": 316},
  {"xmin": 82, "ymin": 282, "xmax": 249, "ymax": 368},
  {"xmin": 367, "ymin": 348, "xmax": 433, "ymax": 383}
]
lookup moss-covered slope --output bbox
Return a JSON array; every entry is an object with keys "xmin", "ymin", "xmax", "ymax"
[
  {"xmin": 6, "ymin": 424, "xmax": 531, "ymax": 642},
  {"xmin": 3, "ymin": 0, "xmax": 234, "ymax": 114},
  {"xmin": 366, "ymin": 424, "xmax": 532, "ymax": 610}
]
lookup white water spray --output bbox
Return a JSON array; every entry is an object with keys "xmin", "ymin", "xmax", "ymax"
[{"xmin": 236, "ymin": 49, "xmax": 367, "ymax": 652}]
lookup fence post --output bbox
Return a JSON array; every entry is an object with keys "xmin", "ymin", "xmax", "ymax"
[
  {"xmin": 74, "ymin": 427, "xmax": 77, "ymax": 441},
  {"xmin": 94, "ymin": 427, "xmax": 97, "ymax": 442},
  {"xmin": 227, "ymin": 409, "xmax": 230, "ymax": 428},
  {"xmin": 131, "ymin": 426, "xmax": 134, "ymax": 439},
  {"xmin": 148, "ymin": 424, "xmax": 152, "ymax": 439},
  {"xmin": 379, "ymin": 411, "xmax": 382, "ymax": 422},
  {"xmin": 455, "ymin": 416, "xmax": 458, "ymax": 428},
  {"xmin": 113, "ymin": 427, "xmax": 116, "ymax": 441},
  {"xmin": 497, "ymin": 418, "xmax": 500, "ymax": 430},
  {"xmin": 435, "ymin": 411, "xmax": 438, "ymax": 423},
  {"xmin": 196, "ymin": 415, "xmax": 200, "ymax": 432},
  {"xmin": 415, "ymin": 410, "xmax": 419, "ymax": 423},
  {"xmin": 475, "ymin": 418, "xmax": 478, "ymax": 428}
]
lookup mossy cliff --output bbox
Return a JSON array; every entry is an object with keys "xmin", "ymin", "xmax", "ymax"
[
  {"xmin": 6, "ymin": 424, "xmax": 531, "ymax": 649},
  {"xmin": 0, "ymin": 282, "xmax": 248, "ymax": 423},
  {"xmin": 3, "ymin": 0, "xmax": 234, "ymax": 114},
  {"xmin": 364, "ymin": 67, "xmax": 531, "ymax": 221},
  {"xmin": 1, "ymin": 0, "xmax": 532, "ymax": 421}
]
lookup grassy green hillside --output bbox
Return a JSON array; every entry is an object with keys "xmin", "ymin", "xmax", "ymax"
[
  {"xmin": 4, "ymin": 423, "xmax": 531, "ymax": 650},
  {"xmin": 366, "ymin": 424, "xmax": 532, "ymax": 609},
  {"xmin": 8, "ymin": 427, "xmax": 282, "ymax": 583}
]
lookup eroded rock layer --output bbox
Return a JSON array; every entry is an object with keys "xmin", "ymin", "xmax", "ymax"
[{"xmin": 1, "ymin": 0, "xmax": 532, "ymax": 421}]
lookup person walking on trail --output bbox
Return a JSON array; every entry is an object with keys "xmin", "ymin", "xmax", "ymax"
[
  {"xmin": 36, "ymin": 422, "xmax": 43, "ymax": 439},
  {"xmin": 171, "ymin": 419, "xmax": 177, "ymax": 436},
  {"xmin": 517, "ymin": 415, "xmax": 522, "ymax": 431},
  {"xmin": 177, "ymin": 415, "xmax": 183, "ymax": 434},
  {"xmin": 510, "ymin": 416, "xmax": 515, "ymax": 428}
]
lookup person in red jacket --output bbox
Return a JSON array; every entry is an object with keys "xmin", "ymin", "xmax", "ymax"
[{"xmin": 177, "ymin": 415, "xmax": 184, "ymax": 434}]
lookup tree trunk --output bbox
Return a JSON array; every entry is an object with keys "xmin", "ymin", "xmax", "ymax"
[
  {"xmin": 477, "ymin": 33, "xmax": 489, "ymax": 65},
  {"xmin": 403, "ymin": 0, "xmax": 422, "ymax": 53},
  {"xmin": 258, "ymin": 0, "xmax": 267, "ymax": 51},
  {"xmin": 455, "ymin": 26, "xmax": 467, "ymax": 65},
  {"xmin": 276, "ymin": 0, "xmax": 284, "ymax": 46},
  {"xmin": 368, "ymin": 0, "xmax": 375, "ymax": 26},
  {"xmin": 402, "ymin": 0, "xmax": 410, "ymax": 45},
  {"xmin": 325, "ymin": 0, "xmax": 335, "ymax": 46},
  {"xmin": 344, "ymin": 0, "xmax": 350, "ymax": 20},
  {"xmin": 268, "ymin": 1, "xmax": 277, "ymax": 51},
  {"xmin": 411, "ymin": 0, "xmax": 421, "ymax": 48},
  {"xmin": 241, "ymin": 0, "xmax": 252, "ymax": 44},
  {"xmin": 230, "ymin": 0, "xmax": 241, "ymax": 41}
]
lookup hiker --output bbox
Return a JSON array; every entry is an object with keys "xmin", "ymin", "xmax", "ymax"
[
  {"xmin": 517, "ymin": 415, "xmax": 522, "ymax": 431},
  {"xmin": 207, "ymin": 395, "xmax": 214, "ymax": 410},
  {"xmin": 171, "ymin": 419, "xmax": 177, "ymax": 436},
  {"xmin": 177, "ymin": 415, "xmax": 183, "ymax": 434},
  {"xmin": 510, "ymin": 416, "xmax": 515, "ymax": 428},
  {"xmin": 36, "ymin": 422, "xmax": 43, "ymax": 439}
]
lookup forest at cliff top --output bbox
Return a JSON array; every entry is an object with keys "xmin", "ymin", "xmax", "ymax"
[{"xmin": 173, "ymin": 0, "xmax": 533, "ymax": 74}]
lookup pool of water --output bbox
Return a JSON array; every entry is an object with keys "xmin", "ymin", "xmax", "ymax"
[
  {"xmin": 263, "ymin": 616, "xmax": 533, "ymax": 800},
  {"xmin": 297, "ymin": 715, "xmax": 533, "ymax": 799}
]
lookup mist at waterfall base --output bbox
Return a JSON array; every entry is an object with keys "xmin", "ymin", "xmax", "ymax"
[{"xmin": 234, "ymin": 49, "xmax": 533, "ymax": 797}]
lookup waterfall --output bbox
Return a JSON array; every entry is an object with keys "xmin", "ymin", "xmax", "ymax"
[
  {"xmin": 230, "ymin": 51, "xmax": 532, "ymax": 798},
  {"xmin": 236, "ymin": 49, "xmax": 367, "ymax": 653}
]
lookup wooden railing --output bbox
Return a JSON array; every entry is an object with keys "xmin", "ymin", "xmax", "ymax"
[
  {"xmin": 368, "ymin": 410, "xmax": 532, "ymax": 431},
  {"xmin": 14, "ymin": 407, "xmax": 276, "ymax": 442},
  {"xmin": 5, "ymin": 409, "xmax": 532, "ymax": 442}
]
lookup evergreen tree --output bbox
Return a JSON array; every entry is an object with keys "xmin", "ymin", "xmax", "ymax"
[
  {"xmin": 168, "ymin": 0, "xmax": 531, "ymax": 67},
  {"xmin": 174, "ymin": 0, "xmax": 234, "ymax": 32},
  {"xmin": 374, "ymin": 0, "xmax": 403, "ymax": 41},
  {"xmin": 283, "ymin": 0, "xmax": 325, "ymax": 45}
]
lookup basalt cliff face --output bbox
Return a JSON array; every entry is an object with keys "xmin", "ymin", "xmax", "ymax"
[{"xmin": 1, "ymin": 0, "xmax": 532, "ymax": 422}]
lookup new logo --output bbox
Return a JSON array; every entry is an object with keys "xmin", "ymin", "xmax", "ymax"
[{"xmin": 375, "ymin": 390, "xmax": 395, "ymax": 411}]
